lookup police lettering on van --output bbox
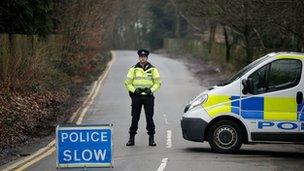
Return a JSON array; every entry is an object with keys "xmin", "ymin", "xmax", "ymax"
[
  {"xmin": 258, "ymin": 121, "xmax": 304, "ymax": 130},
  {"xmin": 181, "ymin": 52, "xmax": 304, "ymax": 153}
]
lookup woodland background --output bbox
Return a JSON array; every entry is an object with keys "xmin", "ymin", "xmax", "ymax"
[{"xmin": 0, "ymin": 0, "xmax": 303, "ymax": 153}]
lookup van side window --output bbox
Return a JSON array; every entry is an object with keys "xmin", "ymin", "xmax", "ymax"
[
  {"xmin": 267, "ymin": 59, "xmax": 302, "ymax": 92},
  {"xmin": 248, "ymin": 59, "xmax": 302, "ymax": 95},
  {"xmin": 248, "ymin": 64, "xmax": 268, "ymax": 94}
]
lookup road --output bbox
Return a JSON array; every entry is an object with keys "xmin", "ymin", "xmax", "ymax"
[{"xmin": 25, "ymin": 50, "xmax": 304, "ymax": 171}]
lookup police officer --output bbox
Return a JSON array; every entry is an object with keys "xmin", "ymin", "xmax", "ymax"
[{"xmin": 124, "ymin": 49, "xmax": 161, "ymax": 146}]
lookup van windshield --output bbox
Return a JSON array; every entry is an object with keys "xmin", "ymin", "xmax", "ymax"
[{"xmin": 220, "ymin": 54, "xmax": 272, "ymax": 86}]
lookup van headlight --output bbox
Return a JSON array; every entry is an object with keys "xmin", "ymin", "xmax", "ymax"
[{"xmin": 187, "ymin": 94, "xmax": 208, "ymax": 111}]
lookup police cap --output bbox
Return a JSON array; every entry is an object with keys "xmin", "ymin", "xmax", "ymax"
[{"xmin": 137, "ymin": 49, "xmax": 150, "ymax": 57}]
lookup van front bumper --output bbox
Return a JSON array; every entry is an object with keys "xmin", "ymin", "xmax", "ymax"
[{"xmin": 181, "ymin": 117, "xmax": 208, "ymax": 142}]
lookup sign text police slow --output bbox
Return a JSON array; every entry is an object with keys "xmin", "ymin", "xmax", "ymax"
[{"xmin": 56, "ymin": 125, "xmax": 113, "ymax": 168}]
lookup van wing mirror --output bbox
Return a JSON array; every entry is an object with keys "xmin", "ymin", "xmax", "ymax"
[
  {"xmin": 242, "ymin": 78, "xmax": 254, "ymax": 94},
  {"xmin": 296, "ymin": 91, "xmax": 303, "ymax": 104},
  {"xmin": 242, "ymin": 79, "xmax": 248, "ymax": 94}
]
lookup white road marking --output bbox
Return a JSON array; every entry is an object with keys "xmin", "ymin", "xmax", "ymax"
[
  {"xmin": 166, "ymin": 130, "xmax": 172, "ymax": 148},
  {"xmin": 157, "ymin": 158, "xmax": 168, "ymax": 171},
  {"xmin": 3, "ymin": 51, "xmax": 116, "ymax": 171},
  {"xmin": 163, "ymin": 114, "xmax": 169, "ymax": 124}
]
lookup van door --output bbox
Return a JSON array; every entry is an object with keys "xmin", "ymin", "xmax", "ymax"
[
  {"xmin": 241, "ymin": 58, "xmax": 302, "ymax": 142},
  {"xmin": 298, "ymin": 59, "xmax": 304, "ymax": 139},
  {"xmin": 298, "ymin": 99, "xmax": 304, "ymax": 137}
]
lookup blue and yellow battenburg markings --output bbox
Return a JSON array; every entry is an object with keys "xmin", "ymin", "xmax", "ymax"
[
  {"xmin": 299, "ymin": 103, "xmax": 304, "ymax": 121},
  {"xmin": 203, "ymin": 95, "xmax": 304, "ymax": 121}
]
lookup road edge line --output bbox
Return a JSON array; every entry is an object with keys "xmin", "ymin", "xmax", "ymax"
[
  {"xmin": 2, "ymin": 51, "xmax": 117, "ymax": 171},
  {"xmin": 166, "ymin": 130, "xmax": 172, "ymax": 148},
  {"xmin": 76, "ymin": 52, "xmax": 116, "ymax": 124},
  {"xmin": 157, "ymin": 158, "xmax": 168, "ymax": 171}
]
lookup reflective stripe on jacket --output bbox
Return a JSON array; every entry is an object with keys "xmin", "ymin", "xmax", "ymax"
[{"xmin": 124, "ymin": 62, "xmax": 161, "ymax": 95}]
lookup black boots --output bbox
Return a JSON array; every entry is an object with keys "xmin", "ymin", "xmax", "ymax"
[
  {"xmin": 126, "ymin": 135, "xmax": 156, "ymax": 146},
  {"xmin": 149, "ymin": 135, "xmax": 156, "ymax": 146},
  {"xmin": 126, "ymin": 135, "xmax": 135, "ymax": 146}
]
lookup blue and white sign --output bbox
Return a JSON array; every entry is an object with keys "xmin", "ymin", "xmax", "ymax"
[{"xmin": 56, "ymin": 124, "xmax": 113, "ymax": 168}]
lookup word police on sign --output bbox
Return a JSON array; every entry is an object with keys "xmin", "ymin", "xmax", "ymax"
[{"xmin": 56, "ymin": 124, "xmax": 113, "ymax": 168}]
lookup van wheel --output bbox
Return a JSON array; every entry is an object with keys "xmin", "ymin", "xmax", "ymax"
[{"xmin": 208, "ymin": 120, "xmax": 243, "ymax": 153}]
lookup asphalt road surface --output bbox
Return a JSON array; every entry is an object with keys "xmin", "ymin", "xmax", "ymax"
[{"xmin": 26, "ymin": 50, "xmax": 304, "ymax": 171}]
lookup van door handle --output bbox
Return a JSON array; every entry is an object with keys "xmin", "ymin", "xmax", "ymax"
[{"xmin": 296, "ymin": 91, "xmax": 303, "ymax": 104}]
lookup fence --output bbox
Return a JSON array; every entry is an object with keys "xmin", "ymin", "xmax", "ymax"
[
  {"xmin": 163, "ymin": 38, "xmax": 264, "ymax": 67},
  {"xmin": 0, "ymin": 34, "xmax": 66, "ymax": 88}
]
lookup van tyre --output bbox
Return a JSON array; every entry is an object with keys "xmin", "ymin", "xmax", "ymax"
[{"xmin": 208, "ymin": 120, "xmax": 243, "ymax": 153}]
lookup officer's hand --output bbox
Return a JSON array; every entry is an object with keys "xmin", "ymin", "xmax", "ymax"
[
  {"xmin": 134, "ymin": 88, "xmax": 143, "ymax": 94},
  {"xmin": 144, "ymin": 88, "xmax": 152, "ymax": 95}
]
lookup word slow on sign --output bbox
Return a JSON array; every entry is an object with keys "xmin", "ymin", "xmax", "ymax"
[{"xmin": 56, "ymin": 124, "xmax": 113, "ymax": 168}]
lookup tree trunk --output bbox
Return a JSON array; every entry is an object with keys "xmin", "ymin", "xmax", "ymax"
[
  {"xmin": 223, "ymin": 26, "xmax": 231, "ymax": 61},
  {"xmin": 209, "ymin": 25, "xmax": 216, "ymax": 55},
  {"xmin": 243, "ymin": 24, "xmax": 253, "ymax": 64},
  {"xmin": 6, "ymin": 33, "xmax": 14, "ymax": 88},
  {"xmin": 174, "ymin": 7, "xmax": 180, "ymax": 38},
  {"xmin": 244, "ymin": 36, "xmax": 253, "ymax": 64}
]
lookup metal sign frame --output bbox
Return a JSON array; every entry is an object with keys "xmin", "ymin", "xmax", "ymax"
[{"xmin": 56, "ymin": 124, "xmax": 114, "ymax": 169}]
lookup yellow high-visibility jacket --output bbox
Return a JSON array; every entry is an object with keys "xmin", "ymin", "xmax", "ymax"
[{"xmin": 125, "ymin": 62, "xmax": 161, "ymax": 95}]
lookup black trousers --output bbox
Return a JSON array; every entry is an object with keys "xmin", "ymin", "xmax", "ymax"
[{"xmin": 129, "ymin": 95, "xmax": 155, "ymax": 136}]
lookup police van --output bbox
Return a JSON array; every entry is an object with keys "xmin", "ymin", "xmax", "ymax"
[{"xmin": 181, "ymin": 52, "xmax": 304, "ymax": 153}]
